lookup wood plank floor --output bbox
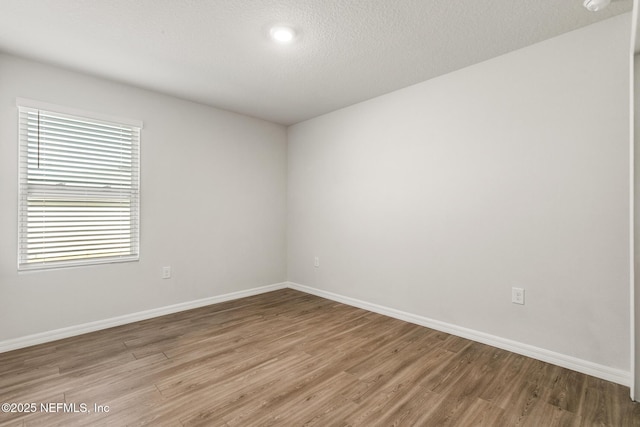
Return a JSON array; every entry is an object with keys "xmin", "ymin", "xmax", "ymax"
[{"xmin": 0, "ymin": 289, "xmax": 638, "ymax": 426}]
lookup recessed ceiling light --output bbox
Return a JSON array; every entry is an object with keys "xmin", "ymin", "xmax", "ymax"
[
  {"xmin": 270, "ymin": 26, "xmax": 295, "ymax": 44},
  {"xmin": 583, "ymin": 0, "xmax": 611, "ymax": 12}
]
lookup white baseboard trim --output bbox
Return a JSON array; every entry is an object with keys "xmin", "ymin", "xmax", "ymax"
[
  {"xmin": 2, "ymin": 280, "xmax": 629, "ymax": 387},
  {"xmin": 287, "ymin": 281, "xmax": 630, "ymax": 387},
  {"xmin": 0, "ymin": 282, "xmax": 288, "ymax": 354}
]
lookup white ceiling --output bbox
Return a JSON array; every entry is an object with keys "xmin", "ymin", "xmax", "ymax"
[{"xmin": 0, "ymin": 0, "xmax": 633, "ymax": 125}]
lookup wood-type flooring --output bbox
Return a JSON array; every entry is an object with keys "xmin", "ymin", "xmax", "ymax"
[{"xmin": 0, "ymin": 289, "xmax": 638, "ymax": 426}]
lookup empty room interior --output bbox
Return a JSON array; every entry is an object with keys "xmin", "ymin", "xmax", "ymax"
[{"xmin": 2, "ymin": 0, "xmax": 640, "ymax": 425}]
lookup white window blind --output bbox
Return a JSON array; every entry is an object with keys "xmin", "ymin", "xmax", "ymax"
[{"xmin": 18, "ymin": 104, "xmax": 141, "ymax": 270}]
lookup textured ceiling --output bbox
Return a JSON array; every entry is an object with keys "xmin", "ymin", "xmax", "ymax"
[{"xmin": 0, "ymin": 0, "xmax": 633, "ymax": 125}]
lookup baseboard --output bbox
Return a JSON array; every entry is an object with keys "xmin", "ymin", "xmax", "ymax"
[
  {"xmin": 287, "ymin": 281, "xmax": 630, "ymax": 387},
  {"xmin": 2, "ymin": 280, "xmax": 629, "ymax": 387},
  {"xmin": 0, "ymin": 282, "xmax": 288, "ymax": 354}
]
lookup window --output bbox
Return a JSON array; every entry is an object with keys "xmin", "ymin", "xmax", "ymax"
[{"xmin": 18, "ymin": 100, "xmax": 141, "ymax": 270}]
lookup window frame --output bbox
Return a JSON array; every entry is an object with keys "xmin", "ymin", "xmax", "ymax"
[{"xmin": 16, "ymin": 98, "xmax": 142, "ymax": 271}]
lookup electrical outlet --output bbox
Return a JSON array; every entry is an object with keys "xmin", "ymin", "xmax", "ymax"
[
  {"xmin": 314, "ymin": 257, "xmax": 320, "ymax": 268},
  {"xmin": 512, "ymin": 287, "xmax": 524, "ymax": 305},
  {"xmin": 162, "ymin": 266, "xmax": 171, "ymax": 279}
]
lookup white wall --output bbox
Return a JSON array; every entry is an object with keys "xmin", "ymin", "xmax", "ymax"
[
  {"xmin": 0, "ymin": 13, "xmax": 631, "ymax": 379},
  {"xmin": 288, "ymin": 15, "xmax": 631, "ymax": 372},
  {"xmin": 0, "ymin": 54, "xmax": 287, "ymax": 342}
]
